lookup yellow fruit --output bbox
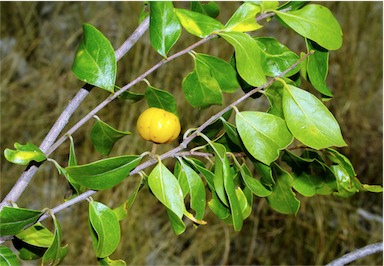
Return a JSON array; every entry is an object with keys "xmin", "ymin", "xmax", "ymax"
[{"xmin": 136, "ymin": 107, "xmax": 181, "ymax": 144}]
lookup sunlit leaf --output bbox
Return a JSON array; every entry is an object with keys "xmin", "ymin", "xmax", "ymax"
[
  {"xmin": 42, "ymin": 214, "xmax": 68, "ymax": 265},
  {"xmin": 275, "ymin": 4, "xmax": 342, "ymax": 50},
  {"xmin": 0, "ymin": 207, "xmax": 43, "ymax": 237},
  {"xmin": 98, "ymin": 257, "xmax": 126, "ymax": 266},
  {"xmin": 150, "ymin": 1, "xmax": 181, "ymax": 57},
  {"xmin": 72, "ymin": 24, "xmax": 116, "ymax": 92},
  {"xmin": 4, "ymin": 142, "xmax": 46, "ymax": 166},
  {"xmin": 145, "ymin": 86, "xmax": 178, "ymax": 115},
  {"xmin": 88, "ymin": 201, "xmax": 120, "ymax": 258},
  {"xmin": 224, "ymin": 2, "xmax": 262, "ymax": 32},
  {"xmin": 0, "ymin": 246, "xmax": 20, "ymax": 266},
  {"xmin": 113, "ymin": 180, "xmax": 143, "ymax": 221},
  {"xmin": 282, "ymin": 84, "xmax": 347, "ymax": 149},
  {"xmin": 66, "ymin": 155, "xmax": 142, "ymax": 190}
]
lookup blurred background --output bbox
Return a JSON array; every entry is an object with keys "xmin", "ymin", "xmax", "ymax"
[{"xmin": 1, "ymin": 1, "xmax": 382, "ymax": 265}]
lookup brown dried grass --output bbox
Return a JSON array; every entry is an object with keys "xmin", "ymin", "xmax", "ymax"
[{"xmin": 1, "ymin": 2, "xmax": 382, "ymax": 265}]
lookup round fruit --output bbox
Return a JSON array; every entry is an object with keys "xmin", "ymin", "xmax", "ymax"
[{"xmin": 136, "ymin": 107, "xmax": 181, "ymax": 144}]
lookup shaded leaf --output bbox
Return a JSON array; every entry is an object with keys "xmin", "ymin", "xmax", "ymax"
[
  {"xmin": 145, "ymin": 86, "xmax": 178, "ymax": 115},
  {"xmin": 113, "ymin": 179, "xmax": 143, "ymax": 221},
  {"xmin": 282, "ymin": 84, "xmax": 347, "ymax": 149},
  {"xmin": 150, "ymin": 2, "xmax": 181, "ymax": 57},
  {"xmin": 72, "ymin": 24, "xmax": 116, "ymax": 92},
  {"xmin": 42, "ymin": 214, "xmax": 68, "ymax": 265},
  {"xmin": 239, "ymin": 163, "xmax": 271, "ymax": 197},
  {"xmin": 190, "ymin": 1, "xmax": 219, "ymax": 18},
  {"xmin": 4, "ymin": 142, "xmax": 46, "ymax": 166},
  {"xmin": 66, "ymin": 155, "xmax": 142, "ymax": 190},
  {"xmin": 0, "ymin": 245, "xmax": 20, "ymax": 266},
  {"xmin": 88, "ymin": 201, "xmax": 120, "ymax": 258}
]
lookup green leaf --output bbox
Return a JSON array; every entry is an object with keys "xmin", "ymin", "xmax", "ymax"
[
  {"xmin": 4, "ymin": 142, "xmax": 46, "ymax": 166},
  {"xmin": 148, "ymin": 160, "xmax": 185, "ymax": 218},
  {"xmin": 325, "ymin": 148, "xmax": 356, "ymax": 177},
  {"xmin": 65, "ymin": 136, "xmax": 85, "ymax": 196},
  {"xmin": 42, "ymin": 214, "xmax": 68, "ymax": 266},
  {"xmin": 0, "ymin": 245, "xmax": 20, "ymax": 266},
  {"xmin": 113, "ymin": 180, "xmax": 143, "ymax": 221},
  {"xmin": 194, "ymin": 53, "xmax": 239, "ymax": 93},
  {"xmin": 71, "ymin": 24, "xmax": 116, "ymax": 92},
  {"xmin": 149, "ymin": 2, "xmax": 181, "ymax": 57},
  {"xmin": 115, "ymin": 86, "xmax": 145, "ymax": 102},
  {"xmin": 166, "ymin": 208, "xmax": 186, "ymax": 235},
  {"xmin": 224, "ymin": 2, "xmax": 262, "ymax": 32},
  {"xmin": 236, "ymin": 111, "xmax": 293, "ymax": 165},
  {"xmin": 221, "ymin": 119, "xmax": 243, "ymax": 149},
  {"xmin": 274, "ymin": 4, "xmax": 343, "ymax": 50},
  {"xmin": 265, "ymin": 81, "xmax": 285, "ymax": 118},
  {"xmin": 0, "ymin": 207, "xmax": 43, "ymax": 237},
  {"xmin": 293, "ymin": 171, "xmax": 336, "ymax": 197},
  {"xmin": 175, "ymin": 8, "xmax": 224, "ymax": 38},
  {"xmin": 282, "ymin": 84, "xmax": 347, "ymax": 149},
  {"xmin": 178, "ymin": 159, "xmax": 206, "ymax": 220},
  {"xmin": 15, "ymin": 223, "xmax": 53, "ymax": 248},
  {"xmin": 183, "ymin": 157, "xmax": 215, "ymax": 190},
  {"xmin": 235, "ymin": 187, "xmax": 252, "ymax": 220},
  {"xmin": 98, "ymin": 257, "xmax": 126, "ymax": 266},
  {"xmin": 145, "ymin": 86, "xmax": 178, "ymax": 115},
  {"xmin": 182, "ymin": 57, "xmax": 222, "ymax": 107},
  {"xmin": 208, "ymin": 190, "xmax": 231, "ymax": 220},
  {"xmin": 219, "ymin": 31, "xmax": 266, "ymax": 87},
  {"xmin": 88, "ymin": 201, "xmax": 120, "ymax": 258},
  {"xmin": 65, "ymin": 155, "xmax": 142, "ymax": 190},
  {"xmin": 256, "ymin": 37, "xmax": 300, "ymax": 77},
  {"xmin": 190, "ymin": 1, "xmax": 219, "ymax": 18},
  {"xmin": 91, "ymin": 117, "xmax": 131, "ymax": 156},
  {"xmin": 266, "ymin": 164, "xmax": 300, "ymax": 214},
  {"xmin": 253, "ymin": 160, "xmax": 275, "ymax": 189},
  {"xmin": 239, "ymin": 163, "xmax": 271, "ymax": 197},
  {"xmin": 306, "ymin": 39, "xmax": 332, "ymax": 97},
  {"xmin": 212, "ymin": 143, "xmax": 243, "ymax": 231},
  {"xmin": 253, "ymin": 1, "xmax": 279, "ymax": 12}
]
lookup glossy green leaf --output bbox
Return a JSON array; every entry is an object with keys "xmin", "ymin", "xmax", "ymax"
[
  {"xmin": 0, "ymin": 245, "xmax": 20, "ymax": 266},
  {"xmin": 266, "ymin": 164, "xmax": 300, "ymax": 214},
  {"xmin": 91, "ymin": 116, "xmax": 131, "ymax": 156},
  {"xmin": 194, "ymin": 53, "xmax": 239, "ymax": 93},
  {"xmin": 65, "ymin": 155, "xmax": 142, "ymax": 190},
  {"xmin": 148, "ymin": 160, "xmax": 185, "ymax": 218},
  {"xmin": 178, "ymin": 159, "xmax": 206, "ymax": 220},
  {"xmin": 0, "ymin": 207, "xmax": 43, "ymax": 236},
  {"xmin": 235, "ymin": 187, "xmax": 252, "ymax": 220},
  {"xmin": 98, "ymin": 257, "xmax": 126, "ymax": 266},
  {"xmin": 88, "ymin": 201, "xmax": 120, "ymax": 258},
  {"xmin": 306, "ymin": 39, "xmax": 332, "ymax": 97},
  {"xmin": 42, "ymin": 214, "xmax": 68, "ymax": 265},
  {"xmin": 4, "ymin": 142, "xmax": 46, "ymax": 166},
  {"xmin": 145, "ymin": 86, "xmax": 178, "ymax": 115},
  {"xmin": 72, "ymin": 24, "xmax": 116, "ymax": 92},
  {"xmin": 275, "ymin": 4, "xmax": 343, "ymax": 50},
  {"xmin": 219, "ymin": 31, "xmax": 266, "ymax": 87},
  {"xmin": 167, "ymin": 208, "xmax": 186, "ymax": 235},
  {"xmin": 182, "ymin": 57, "xmax": 222, "ymax": 107},
  {"xmin": 190, "ymin": 1, "xmax": 219, "ymax": 18},
  {"xmin": 213, "ymin": 143, "xmax": 243, "ymax": 231},
  {"xmin": 256, "ymin": 37, "xmax": 300, "ymax": 77},
  {"xmin": 236, "ymin": 111, "xmax": 293, "ymax": 165},
  {"xmin": 282, "ymin": 84, "xmax": 347, "ymax": 149},
  {"xmin": 149, "ymin": 2, "xmax": 181, "ymax": 57},
  {"xmin": 239, "ymin": 163, "xmax": 271, "ymax": 197},
  {"xmin": 224, "ymin": 2, "xmax": 262, "ymax": 32},
  {"xmin": 15, "ymin": 223, "xmax": 53, "ymax": 248},
  {"xmin": 174, "ymin": 8, "xmax": 224, "ymax": 38}
]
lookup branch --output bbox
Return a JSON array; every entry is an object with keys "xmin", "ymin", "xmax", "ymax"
[
  {"xmin": 0, "ymin": 17, "xmax": 150, "ymax": 210},
  {"xmin": 326, "ymin": 242, "xmax": 383, "ymax": 266}
]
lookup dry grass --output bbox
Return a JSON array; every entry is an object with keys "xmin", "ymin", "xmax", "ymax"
[{"xmin": 0, "ymin": 2, "xmax": 382, "ymax": 265}]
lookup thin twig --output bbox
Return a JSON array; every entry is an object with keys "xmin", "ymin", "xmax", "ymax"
[
  {"xmin": 326, "ymin": 242, "xmax": 383, "ymax": 266},
  {"xmin": 0, "ymin": 17, "xmax": 150, "ymax": 210}
]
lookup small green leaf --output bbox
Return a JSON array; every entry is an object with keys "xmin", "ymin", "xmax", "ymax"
[
  {"xmin": 235, "ymin": 187, "xmax": 252, "ymax": 220},
  {"xmin": 190, "ymin": 1, "xmax": 220, "ymax": 18},
  {"xmin": 113, "ymin": 180, "xmax": 143, "ymax": 221},
  {"xmin": 256, "ymin": 37, "xmax": 300, "ymax": 77},
  {"xmin": 98, "ymin": 257, "xmax": 126, "ymax": 266},
  {"xmin": 208, "ymin": 190, "xmax": 231, "ymax": 220},
  {"xmin": 88, "ymin": 201, "xmax": 120, "ymax": 258},
  {"xmin": 306, "ymin": 39, "xmax": 332, "ymax": 97},
  {"xmin": 239, "ymin": 163, "xmax": 271, "ymax": 197},
  {"xmin": 178, "ymin": 159, "xmax": 206, "ymax": 220},
  {"xmin": 148, "ymin": 160, "xmax": 185, "ymax": 218},
  {"xmin": 224, "ymin": 2, "xmax": 262, "ymax": 32},
  {"xmin": 145, "ymin": 86, "xmax": 178, "ymax": 115},
  {"xmin": 166, "ymin": 208, "xmax": 186, "ymax": 235},
  {"xmin": 266, "ymin": 164, "xmax": 300, "ymax": 214},
  {"xmin": 115, "ymin": 87, "xmax": 145, "ymax": 102},
  {"xmin": 0, "ymin": 245, "xmax": 20, "ymax": 266},
  {"xmin": 219, "ymin": 31, "xmax": 266, "ymax": 87},
  {"xmin": 91, "ymin": 116, "xmax": 131, "ymax": 156},
  {"xmin": 149, "ymin": 2, "xmax": 181, "ymax": 57},
  {"xmin": 194, "ymin": 53, "xmax": 239, "ymax": 93},
  {"xmin": 213, "ymin": 143, "xmax": 243, "ymax": 231},
  {"xmin": 4, "ymin": 142, "xmax": 46, "ymax": 166},
  {"xmin": 175, "ymin": 8, "xmax": 224, "ymax": 38},
  {"xmin": 71, "ymin": 24, "xmax": 116, "ymax": 92},
  {"xmin": 282, "ymin": 84, "xmax": 347, "ymax": 149},
  {"xmin": 42, "ymin": 214, "xmax": 68, "ymax": 266},
  {"xmin": 275, "ymin": 4, "xmax": 343, "ymax": 50},
  {"xmin": 0, "ymin": 207, "xmax": 43, "ymax": 237},
  {"xmin": 236, "ymin": 111, "xmax": 293, "ymax": 165},
  {"xmin": 182, "ymin": 57, "xmax": 222, "ymax": 107},
  {"xmin": 65, "ymin": 155, "xmax": 142, "ymax": 190}
]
